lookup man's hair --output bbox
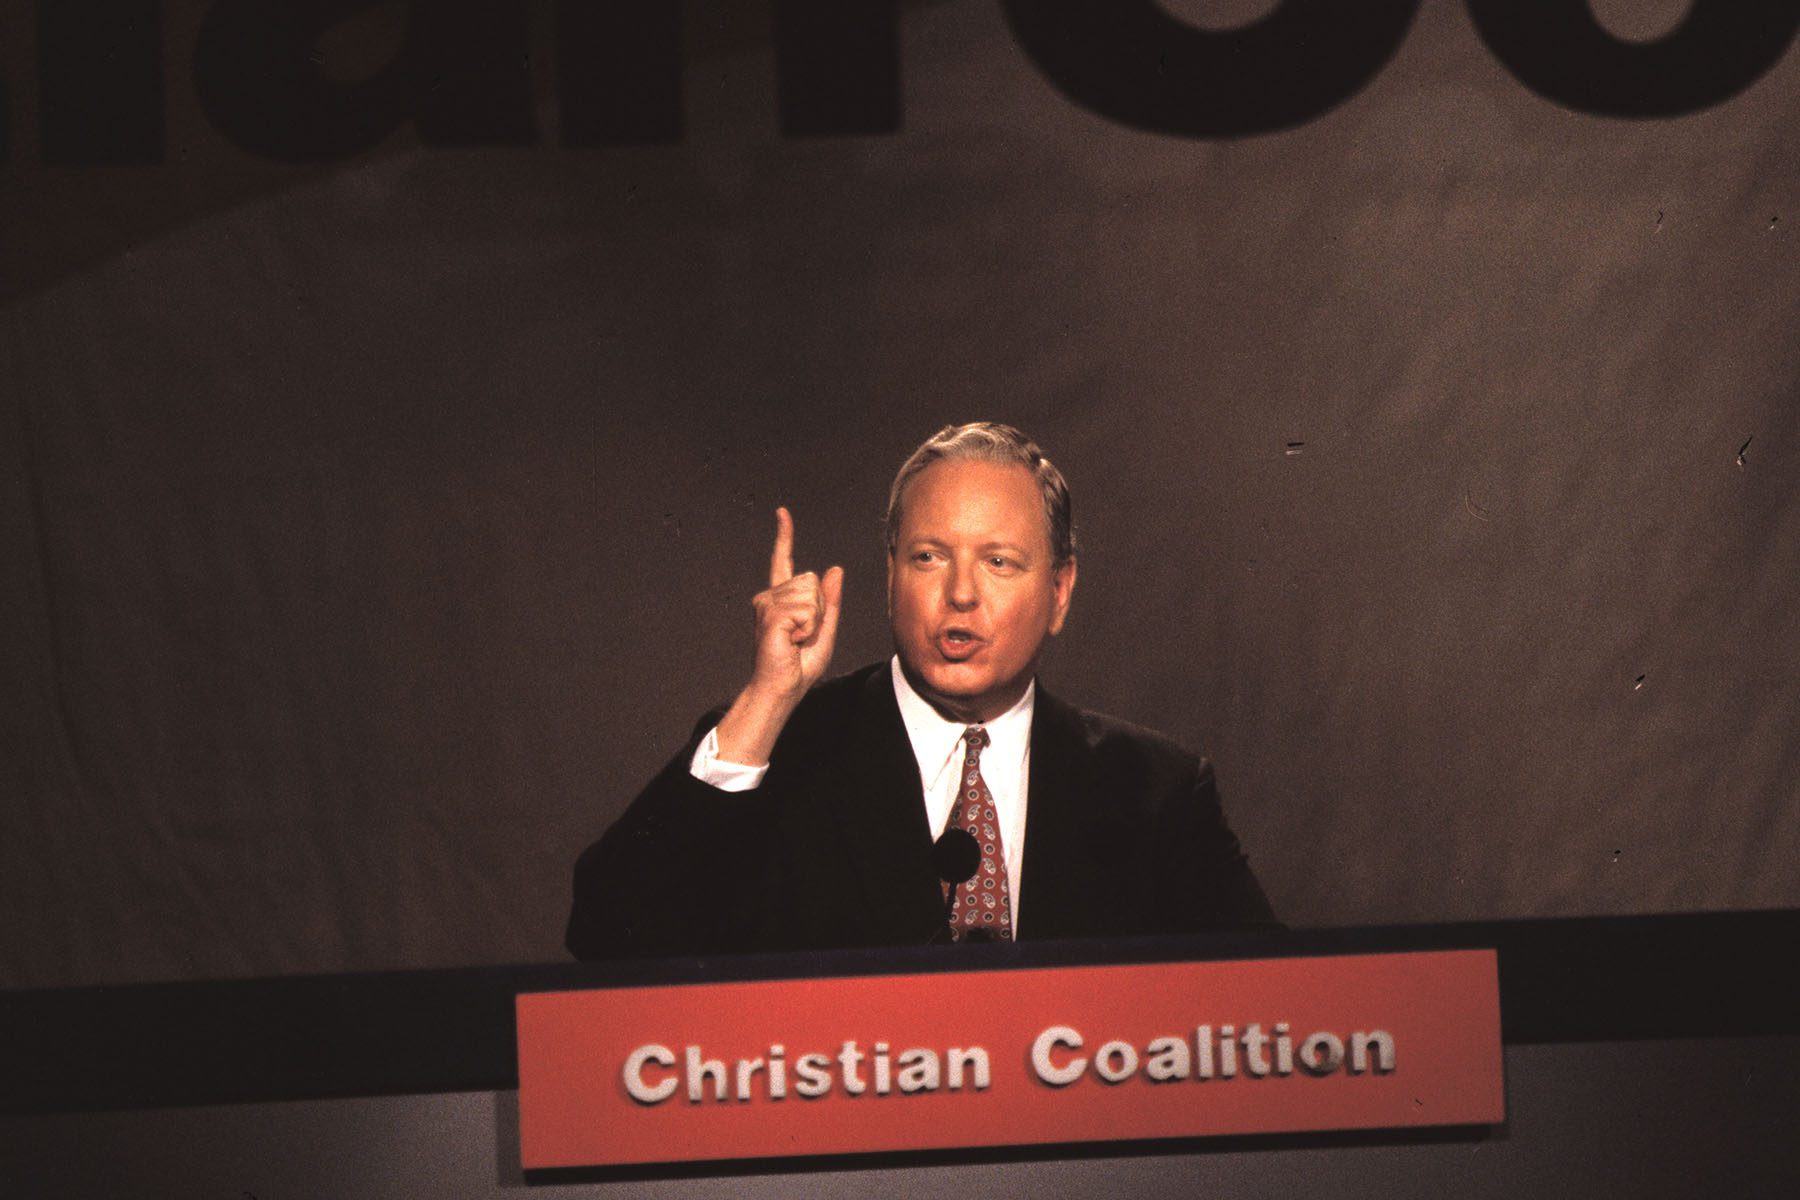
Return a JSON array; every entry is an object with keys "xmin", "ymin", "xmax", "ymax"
[{"xmin": 885, "ymin": 422, "xmax": 1076, "ymax": 566}]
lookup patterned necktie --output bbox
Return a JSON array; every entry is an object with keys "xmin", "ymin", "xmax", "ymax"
[{"xmin": 946, "ymin": 726, "xmax": 1013, "ymax": 942}]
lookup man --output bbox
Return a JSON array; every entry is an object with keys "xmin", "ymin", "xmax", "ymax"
[{"xmin": 567, "ymin": 423, "xmax": 1274, "ymax": 958}]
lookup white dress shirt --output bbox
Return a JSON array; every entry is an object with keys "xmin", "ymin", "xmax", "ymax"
[{"xmin": 691, "ymin": 656, "xmax": 1034, "ymax": 931}]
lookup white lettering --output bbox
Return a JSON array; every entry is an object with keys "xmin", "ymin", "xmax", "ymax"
[
  {"xmin": 837, "ymin": 1041, "xmax": 867, "ymax": 1095},
  {"xmin": 1299, "ymin": 1031, "xmax": 1345, "ymax": 1076},
  {"xmin": 947, "ymin": 1046, "xmax": 990, "ymax": 1091},
  {"xmin": 768, "ymin": 1044, "xmax": 787, "ymax": 1099},
  {"xmin": 628, "ymin": 1024, "xmax": 1384, "ymax": 1106},
  {"xmin": 685, "ymin": 1045, "xmax": 727, "ymax": 1103},
  {"xmin": 622, "ymin": 1044, "xmax": 677, "ymax": 1104},
  {"xmin": 793, "ymin": 1052, "xmax": 832, "ymax": 1098},
  {"xmin": 1350, "ymin": 1030, "xmax": 1396, "ymax": 1074},
  {"xmin": 1195, "ymin": 1024, "xmax": 1214, "ymax": 1079},
  {"xmin": 873, "ymin": 1041, "xmax": 892, "ymax": 1095},
  {"xmin": 1092, "ymin": 1039, "xmax": 1139, "ymax": 1084},
  {"xmin": 733, "ymin": 1057, "xmax": 764, "ymax": 1101},
  {"xmin": 1144, "ymin": 1035, "xmax": 1190, "ymax": 1082},
  {"xmin": 1243, "ymin": 1023, "xmax": 1271, "ymax": 1077},
  {"xmin": 1031, "ymin": 1025, "xmax": 1087, "ymax": 1087},
  {"xmin": 896, "ymin": 1048, "xmax": 940, "ymax": 1093}
]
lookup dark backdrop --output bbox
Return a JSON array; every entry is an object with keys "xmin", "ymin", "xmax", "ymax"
[{"xmin": 4, "ymin": 0, "xmax": 1798, "ymax": 987}]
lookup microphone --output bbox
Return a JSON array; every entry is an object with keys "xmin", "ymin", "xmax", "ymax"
[
  {"xmin": 933, "ymin": 827, "xmax": 980, "ymax": 889},
  {"xmin": 931, "ymin": 828, "xmax": 981, "ymax": 943}
]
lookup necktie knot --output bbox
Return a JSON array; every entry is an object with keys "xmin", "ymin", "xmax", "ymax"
[{"xmin": 963, "ymin": 726, "xmax": 989, "ymax": 757}]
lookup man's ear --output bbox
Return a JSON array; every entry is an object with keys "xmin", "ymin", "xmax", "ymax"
[
  {"xmin": 1048, "ymin": 556, "xmax": 1077, "ymax": 635},
  {"xmin": 885, "ymin": 552, "xmax": 895, "ymax": 618}
]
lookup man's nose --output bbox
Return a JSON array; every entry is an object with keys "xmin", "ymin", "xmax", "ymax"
[{"xmin": 946, "ymin": 559, "xmax": 978, "ymax": 611}]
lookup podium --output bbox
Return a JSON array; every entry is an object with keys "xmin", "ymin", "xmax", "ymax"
[{"xmin": 3, "ymin": 913, "xmax": 1798, "ymax": 1197}]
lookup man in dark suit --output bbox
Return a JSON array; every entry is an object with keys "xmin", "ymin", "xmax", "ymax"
[{"xmin": 567, "ymin": 423, "xmax": 1274, "ymax": 959}]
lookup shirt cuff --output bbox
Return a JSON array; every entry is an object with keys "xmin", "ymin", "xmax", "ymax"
[{"xmin": 689, "ymin": 725, "xmax": 769, "ymax": 792}]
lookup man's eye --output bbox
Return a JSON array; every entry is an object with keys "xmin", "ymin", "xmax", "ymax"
[
  {"xmin": 912, "ymin": 551, "xmax": 937, "ymax": 564},
  {"xmin": 988, "ymin": 556, "xmax": 1014, "ymax": 570}
]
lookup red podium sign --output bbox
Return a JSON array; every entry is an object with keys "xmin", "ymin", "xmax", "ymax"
[{"xmin": 517, "ymin": 949, "xmax": 1502, "ymax": 1169}]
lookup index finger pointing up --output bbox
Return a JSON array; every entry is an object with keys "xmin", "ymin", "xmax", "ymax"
[{"xmin": 769, "ymin": 506, "xmax": 795, "ymax": 587}]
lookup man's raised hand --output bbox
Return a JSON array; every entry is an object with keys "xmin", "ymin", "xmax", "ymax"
[
  {"xmin": 755, "ymin": 506, "xmax": 844, "ymax": 695},
  {"xmin": 715, "ymin": 507, "xmax": 843, "ymax": 765}
]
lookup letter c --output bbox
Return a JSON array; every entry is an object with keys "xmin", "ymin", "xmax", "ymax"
[
  {"xmin": 1031, "ymin": 1025, "xmax": 1087, "ymax": 1087},
  {"xmin": 1003, "ymin": 0, "xmax": 1420, "ymax": 137},
  {"xmin": 623, "ymin": 1043, "xmax": 678, "ymax": 1104},
  {"xmin": 1467, "ymin": 0, "xmax": 1800, "ymax": 118}
]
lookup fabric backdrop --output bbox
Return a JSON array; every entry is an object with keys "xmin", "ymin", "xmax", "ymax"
[{"xmin": 3, "ymin": 0, "xmax": 1797, "ymax": 987}]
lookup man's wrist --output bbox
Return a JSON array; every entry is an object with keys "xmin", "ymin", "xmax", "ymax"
[
  {"xmin": 713, "ymin": 681, "xmax": 802, "ymax": 766},
  {"xmin": 690, "ymin": 726, "xmax": 770, "ymax": 791}
]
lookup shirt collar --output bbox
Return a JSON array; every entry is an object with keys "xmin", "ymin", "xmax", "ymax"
[{"xmin": 889, "ymin": 655, "xmax": 1035, "ymax": 790}]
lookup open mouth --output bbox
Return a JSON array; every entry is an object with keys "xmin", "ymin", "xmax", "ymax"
[{"xmin": 936, "ymin": 629, "xmax": 983, "ymax": 659}]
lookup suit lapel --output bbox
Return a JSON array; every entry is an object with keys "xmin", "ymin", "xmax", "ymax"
[
  {"xmin": 1018, "ymin": 685, "xmax": 1100, "ymax": 940},
  {"xmin": 834, "ymin": 665, "xmax": 945, "ymax": 942}
]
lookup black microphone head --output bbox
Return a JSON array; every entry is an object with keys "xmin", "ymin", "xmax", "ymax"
[{"xmin": 932, "ymin": 827, "xmax": 981, "ymax": 886}]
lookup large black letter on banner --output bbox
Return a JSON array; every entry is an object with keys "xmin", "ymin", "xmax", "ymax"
[
  {"xmin": 557, "ymin": 1, "xmax": 682, "ymax": 146},
  {"xmin": 38, "ymin": 0, "xmax": 165, "ymax": 165},
  {"xmin": 773, "ymin": 0, "xmax": 900, "ymax": 136},
  {"xmin": 1001, "ymin": 0, "xmax": 1418, "ymax": 138},
  {"xmin": 195, "ymin": 0, "xmax": 534, "ymax": 162},
  {"xmin": 411, "ymin": 1, "xmax": 535, "ymax": 146},
  {"xmin": 195, "ymin": 0, "xmax": 410, "ymax": 161},
  {"xmin": 1467, "ymin": 1, "xmax": 1800, "ymax": 117}
]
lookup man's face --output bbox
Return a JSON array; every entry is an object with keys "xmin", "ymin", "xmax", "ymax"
[{"xmin": 887, "ymin": 458, "xmax": 1077, "ymax": 724}]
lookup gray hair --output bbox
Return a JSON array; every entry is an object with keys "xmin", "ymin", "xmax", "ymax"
[{"xmin": 885, "ymin": 422, "xmax": 1076, "ymax": 566}]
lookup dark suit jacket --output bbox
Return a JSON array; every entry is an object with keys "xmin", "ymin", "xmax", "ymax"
[{"xmin": 566, "ymin": 663, "xmax": 1275, "ymax": 959}]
